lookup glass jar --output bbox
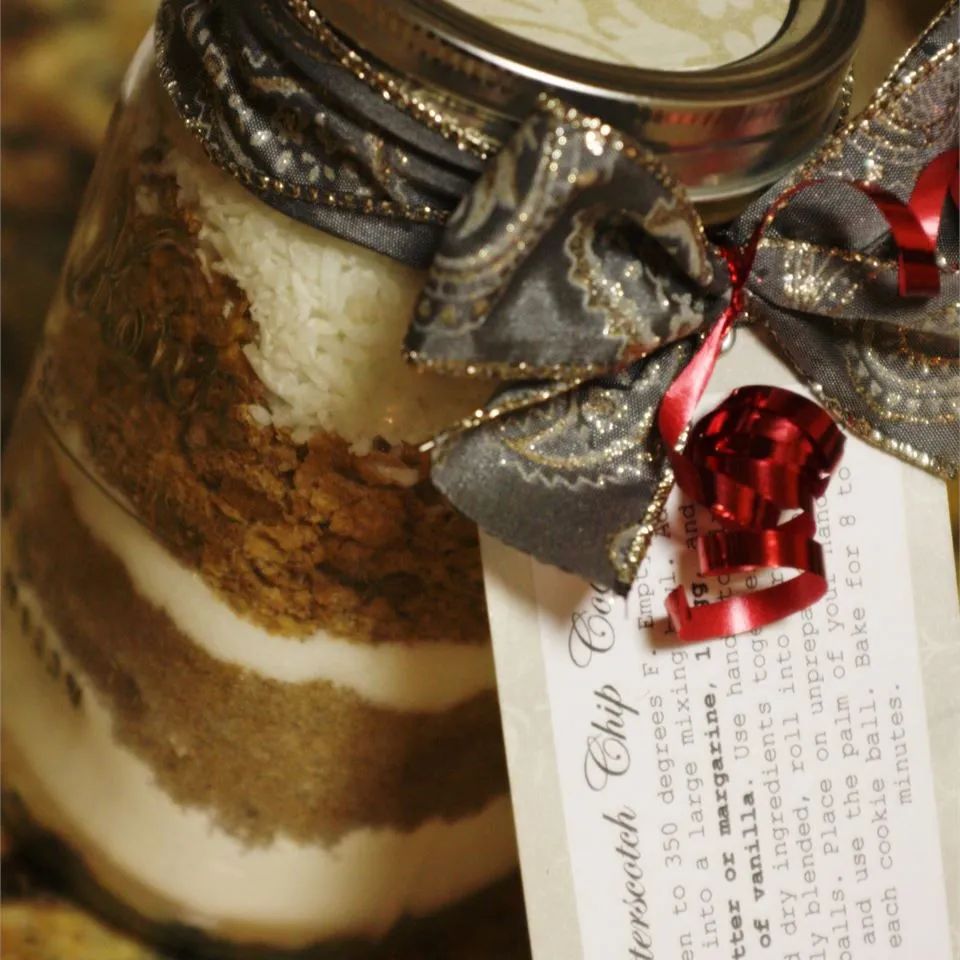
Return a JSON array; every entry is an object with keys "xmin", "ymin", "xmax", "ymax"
[{"xmin": 1, "ymin": 0, "xmax": 860, "ymax": 955}]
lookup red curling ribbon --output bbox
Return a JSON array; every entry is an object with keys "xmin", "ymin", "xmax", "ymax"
[
  {"xmin": 662, "ymin": 387, "xmax": 844, "ymax": 642},
  {"xmin": 909, "ymin": 148, "xmax": 959, "ymax": 252},
  {"xmin": 655, "ymin": 148, "xmax": 956, "ymax": 642}
]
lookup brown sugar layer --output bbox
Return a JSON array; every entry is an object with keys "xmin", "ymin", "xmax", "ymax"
[
  {"xmin": 38, "ymin": 135, "xmax": 488, "ymax": 644},
  {"xmin": 4, "ymin": 415, "xmax": 509, "ymax": 845}
]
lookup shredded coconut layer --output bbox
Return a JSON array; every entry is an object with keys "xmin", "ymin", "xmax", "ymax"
[{"xmin": 160, "ymin": 102, "xmax": 488, "ymax": 452}]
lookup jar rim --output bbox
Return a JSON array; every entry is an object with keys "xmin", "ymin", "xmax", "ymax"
[
  {"xmin": 350, "ymin": 0, "xmax": 860, "ymax": 98},
  {"xmin": 308, "ymin": 0, "xmax": 864, "ymax": 200}
]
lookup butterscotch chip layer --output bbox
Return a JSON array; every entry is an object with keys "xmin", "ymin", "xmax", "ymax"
[{"xmin": 4, "ymin": 415, "xmax": 509, "ymax": 844}]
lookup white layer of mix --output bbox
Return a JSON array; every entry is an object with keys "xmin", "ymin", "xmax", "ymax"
[
  {"xmin": 54, "ymin": 440, "xmax": 495, "ymax": 712},
  {"xmin": 161, "ymin": 107, "xmax": 489, "ymax": 453},
  {"xmin": 1, "ymin": 573, "xmax": 518, "ymax": 946}
]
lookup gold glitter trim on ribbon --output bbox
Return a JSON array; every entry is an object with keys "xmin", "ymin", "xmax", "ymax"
[
  {"xmin": 422, "ymin": 379, "xmax": 587, "ymax": 454},
  {"xmin": 410, "ymin": 94, "xmax": 720, "ymax": 379},
  {"xmin": 798, "ymin": 40, "xmax": 959, "ymax": 179},
  {"xmin": 154, "ymin": 14, "xmax": 454, "ymax": 226},
  {"xmin": 763, "ymin": 320, "xmax": 957, "ymax": 479},
  {"xmin": 286, "ymin": 0, "xmax": 500, "ymax": 159},
  {"xmin": 404, "ymin": 350, "xmax": 610, "ymax": 382},
  {"xmin": 755, "ymin": 236, "xmax": 897, "ymax": 274},
  {"xmin": 609, "ymin": 463, "xmax": 676, "ymax": 588}
]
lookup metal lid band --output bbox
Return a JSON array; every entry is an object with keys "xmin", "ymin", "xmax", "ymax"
[{"xmin": 309, "ymin": 0, "xmax": 864, "ymax": 199}]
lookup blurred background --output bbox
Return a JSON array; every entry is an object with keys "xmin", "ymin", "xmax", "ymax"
[
  {"xmin": 2, "ymin": 0, "xmax": 157, "ymax": 442},
  {"xmin": 0, "ymin": 0, "xmax": 956, "ymax": 957}
]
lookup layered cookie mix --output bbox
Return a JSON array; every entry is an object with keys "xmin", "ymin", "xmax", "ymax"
[{"xmin": 1, "ymin": 44, "xmax": 520, "ymax": 954}]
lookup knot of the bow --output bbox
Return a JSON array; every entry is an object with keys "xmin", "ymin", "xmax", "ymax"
[
  {"xmin": 655, "ymin": 146, "xmax": 956, "ymax": 638},
  {"xmin": 405, "ymin": 8, "xmax": 959, "ymax": 639}
]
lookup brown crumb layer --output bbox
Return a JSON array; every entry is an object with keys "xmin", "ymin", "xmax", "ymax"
[
  {"xmin": 39, "ymin": 124, "xmax": 487, "ymax": 643},
  {"xmin": 4, "ymin": 413, "xmax": 509, "ymax": 844}
]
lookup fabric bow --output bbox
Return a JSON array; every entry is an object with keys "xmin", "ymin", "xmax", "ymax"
[{"xmin": 405, "ymin": 4, "xmax": 959, "ymax": 632}]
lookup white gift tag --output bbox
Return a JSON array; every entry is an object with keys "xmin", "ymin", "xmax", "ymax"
[{"xmin": 483, "ymin": 333, "xmax": 959, "ymax": 960}]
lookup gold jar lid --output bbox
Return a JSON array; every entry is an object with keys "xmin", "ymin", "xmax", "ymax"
[{"xmin": 303, "ymin": 0, "xmax": 864, "ymax": 202}]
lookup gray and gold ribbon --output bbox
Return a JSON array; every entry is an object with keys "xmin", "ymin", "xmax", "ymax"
[
  {"xmin": 156, "ymin": 0, "xmax": 494, "ymax": 265},
  {"xmin": 157, "ymin": 0, "xmax": 959, "ymax": 589}
]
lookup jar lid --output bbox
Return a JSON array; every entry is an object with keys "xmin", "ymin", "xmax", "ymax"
[{"xmin": 304, "ymin": 0, "xmax": 863, "ymax": 201}]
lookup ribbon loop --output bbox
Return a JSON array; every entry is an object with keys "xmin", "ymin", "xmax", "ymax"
[
  {"xmin": 413, "ymin": 2, "xmax": 957, "ymax": 633},
  {"xmin": 406, "ymin": 99, "xmax": 729, "ymax": 380}
]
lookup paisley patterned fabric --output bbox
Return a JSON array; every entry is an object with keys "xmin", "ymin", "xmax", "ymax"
[
  {"xmin": 732, "ymin": 6, "xmax": 960, "ymax": 478},
  {"xmin": 156, "ymin": 0, "xmax": 488, "ymax": 266},
  {"xmin": 414, "ymin": 4, "xmax": 958, "ymax": 589},
  {"xmin": 432, "ymin": 343, "xmax": 691, "ymax": 586},
  {"xmin": 406, "ymin": 102, "xmax": 728, "ymax": 379}
]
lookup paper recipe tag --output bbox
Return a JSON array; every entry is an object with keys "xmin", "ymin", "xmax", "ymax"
[{"xmin": 483, "ymin": 374, "xmax": 959, "ymax": 959}]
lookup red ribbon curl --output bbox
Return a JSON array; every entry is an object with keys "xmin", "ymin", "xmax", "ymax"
[
  {"xmin": 657, "ymin": 147, "xmax": 958, "ymax": 642},
  {"xmin": 663, "ymin": 386, "xmax": 844, "ymax": 642}
]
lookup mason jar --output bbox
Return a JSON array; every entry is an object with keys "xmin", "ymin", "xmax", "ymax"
[{"xmin": 1, "ymin": 0, "xmax": 861, "ymax": 954}]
